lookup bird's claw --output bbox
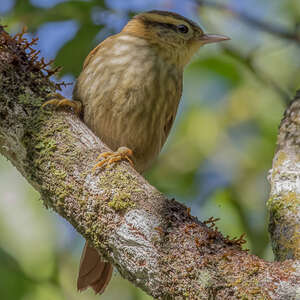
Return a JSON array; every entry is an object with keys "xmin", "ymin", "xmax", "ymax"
[
  {"xmin": 42, "ymin": 93, "xmax": 82, "ymax": 115},
  {"xmin": 92, "ymin": 146, "xmax": 134, "ymax": 172}
]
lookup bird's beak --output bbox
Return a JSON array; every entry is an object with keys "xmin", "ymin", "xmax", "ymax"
[{"xmin": 199, "ymin": 34, "xmax": 230, "ymax": 45}]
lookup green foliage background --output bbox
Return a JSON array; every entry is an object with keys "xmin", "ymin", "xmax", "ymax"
[{"xmin": 0, "ymin": 0, "xmax": 299, "ymax": 299}]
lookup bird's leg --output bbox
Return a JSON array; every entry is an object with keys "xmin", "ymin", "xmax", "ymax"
[
  {"xmin": 42, "ymin": 93, "xmax": 82, "ymax": 115},
  {"xmin": 92, "ymin": 146, "xmax": 134, "ymax": 172}
]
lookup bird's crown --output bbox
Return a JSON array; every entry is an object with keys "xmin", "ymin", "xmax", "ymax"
[
  {"xmin": 121, "ymin": 10, "xmax": 229, "ymax": 67},
  {"xmin": 135, "ymin": 10, "xmax": 204, "ymax": 36},
  {"xmin": 123, "ymin": 10, "xmax": 204, "ymax": 43}
]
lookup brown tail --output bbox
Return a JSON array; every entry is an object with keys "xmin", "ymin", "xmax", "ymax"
[{"xmin": 77, "ymin": 241, "xmax": 113, "ymax": 294}]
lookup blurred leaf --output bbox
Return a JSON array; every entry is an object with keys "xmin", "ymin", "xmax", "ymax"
[
  {"xmin": 55, "ymin": 23, "xmax": 102, "ymax": 76},
  {"xmin": 190, "ymin": 56, "xmax": 242, "ymax": 88},
  {"xmin": 13, "ymin": 0, "xmax": 106, "ymax": 30},
  {"xmin": 146, "ymin": 166, "xmax": 197, "ymax": 196},
  {"xmin": 14, "ymin": 0, "xmax": 38, "ymax": 16},
  {"xmin": 0, "ymin": 247, "xmax": 34, "ymax": 299}
]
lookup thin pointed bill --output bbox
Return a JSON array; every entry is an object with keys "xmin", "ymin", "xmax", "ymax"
[{"xmin": 199, "ymin": 34, "xmax": 230, "ymax": 45}]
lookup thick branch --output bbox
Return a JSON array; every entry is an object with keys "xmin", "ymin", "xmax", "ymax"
[
  {"xmin": 0, "ymin": 27, "xmax": 299, "ymax": 299},
  {"xmin": 268, "ymin": 92, "xmax": 300, "ymax": 261}
]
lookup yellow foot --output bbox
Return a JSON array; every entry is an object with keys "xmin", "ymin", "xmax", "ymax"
[
  {"xmin": 92, "ymin": 147, "xmax": 134, "ymax": 172},
  {"xmin": 42, "ymin": 93, "xmax": 82, "ymax": 115}
]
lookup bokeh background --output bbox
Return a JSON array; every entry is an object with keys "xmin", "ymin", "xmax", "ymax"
[{"xmin": 0, "ymin": 0, "xmax": 300, "ymax": 299}]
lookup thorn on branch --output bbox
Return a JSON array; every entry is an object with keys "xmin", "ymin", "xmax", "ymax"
[
  {"xmin": 225, "ymin": 233, "xmax": 247, "ymax": 248},
  {"xmin": 12, "ymin": 25, "xmax": 28, "ymax": 42},
  {"xmin": 203, "ymin": 216, "xmax": 220, "ymax": 228},
  {"xmin": 30, "ymin": 49, "xmax": 41, "ymax": 61},
  {"xmin": 55, "ymin": 81, "xmax": 72, "ymax": 92},
  {"xmin": 5, "ymin": 26, "xmax": 67, "ymax": 88}
]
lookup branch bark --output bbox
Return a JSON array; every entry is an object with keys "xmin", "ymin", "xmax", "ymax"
[
  {"xmin": 0, "ymin": 27, "xmax": 299, "ymax": 300},
  {"xmin": 268, "ymin": 92, "xmax": 300, "ymax": 261}
]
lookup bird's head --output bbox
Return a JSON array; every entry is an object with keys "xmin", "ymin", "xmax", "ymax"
[{"xmin": 122, "ymin": 10, "xmax": 229, "ymax": 67}]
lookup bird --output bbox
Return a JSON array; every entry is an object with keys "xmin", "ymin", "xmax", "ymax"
[{"xmin": 43, "ymin": 10, "xmax": 229, "ymax": 295}]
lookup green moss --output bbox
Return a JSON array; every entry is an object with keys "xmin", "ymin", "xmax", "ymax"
[
  {"xmin": 53, "ymin": 169, "xmax": 67, "ymax": 179},
  {"xmin": 96, "ymin": 164, "xmax": 141, "ymax": 213},
  {"xmin": 283, "ymin": 192, "xmax": 299, "ymax": 210},
  {"xmin": 274, "ymin": 151, "xmax": 287, "ymax": 169},
  {"xmin": 268, "ymin": 192, "xmax": 299, "ymax": 218},
  {"xmin": 108, "ymin": 191, "xmax": 135, "ymax": 211},
  {"xmin": 21, "ymin": 107, "xmax": 83, "ymax": 210},
  {"xmin": 98, "ymin": 167, "xmax": 139, "ymax": 190},
  {"xmin": 35, "ymin": 138, "xmax": 57, "ymax": 156},
  {"xmin": 18, "ymin": 93, "xmax": 44, "ymax": 107},
  {"xmin": 266, "ymin": 196, "xmax": 284, "ymax": 217},
  {"xmin": 268, "ymin": 191, "xmax": 300, "ymax": 260}
]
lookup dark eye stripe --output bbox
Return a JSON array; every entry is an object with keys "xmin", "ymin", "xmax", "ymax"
[
  {"xmin": 158, "ymin": 23, "xmax": 178, "ymax": 31},
  {"xmin": 145, "ymin": 20, "xmax": 178, "ymax": 32}
]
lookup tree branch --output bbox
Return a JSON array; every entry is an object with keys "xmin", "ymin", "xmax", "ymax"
[
  {"xmin": 1, "ymin": 26, "xmax": 299, "ymax": 300},
  {"xmin": 268, "ymin": 91, "xmax": 300, "ymax": 261}
]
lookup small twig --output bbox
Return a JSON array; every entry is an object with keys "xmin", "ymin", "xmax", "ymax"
[
  {"xmin": 196, "ymin": 0, "xmax": 300, "ymax": 44},
  {"xmin": 221, "ymin": 44, "xmax": 291, "ymax": 104}
]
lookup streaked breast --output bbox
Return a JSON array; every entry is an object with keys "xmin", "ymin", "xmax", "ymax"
[{"xmin": 74, "ymin": 34, "xmax": 182, "ymax": 172}]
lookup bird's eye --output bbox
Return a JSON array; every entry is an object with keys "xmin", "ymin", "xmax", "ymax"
[{"xmin": 177, "ymin": 24, "xmax": 189, "ymax": 34}]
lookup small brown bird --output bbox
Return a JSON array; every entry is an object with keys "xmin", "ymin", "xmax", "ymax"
[{"xmin": 44, "ymin": 10, "xmax": 229, "ymax": 295}]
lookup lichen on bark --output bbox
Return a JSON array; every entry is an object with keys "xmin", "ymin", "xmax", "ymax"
[{"xmin": 268, "ymin": 94, "xmax": 300, "ymax": 261}]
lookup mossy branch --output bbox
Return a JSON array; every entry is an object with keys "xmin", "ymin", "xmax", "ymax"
[
  {"xmin": 268, "ymin": 92, "xmax": 300, "ymax": 261},
  {"xmin": 0, "ymin": 26, "xmax": 299, "ymax": 300}
]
